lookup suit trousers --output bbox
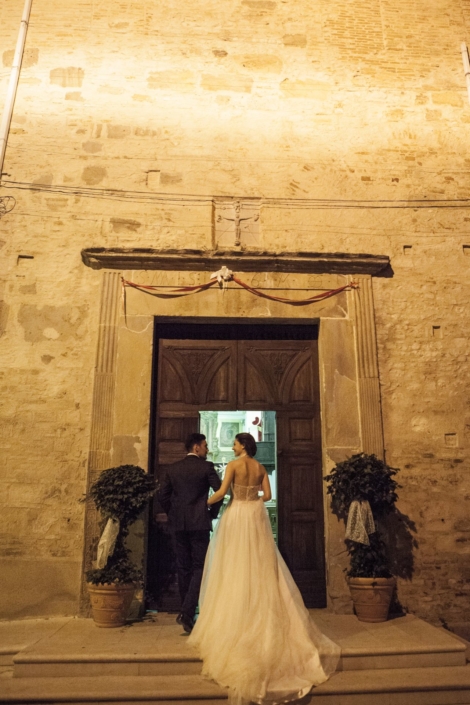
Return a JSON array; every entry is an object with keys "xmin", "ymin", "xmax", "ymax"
[{"xmin": 174, "ymin": 530, "xmax": 210, "ymax": 619}]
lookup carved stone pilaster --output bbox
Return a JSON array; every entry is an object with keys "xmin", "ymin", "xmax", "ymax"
[
  {"xmin": 353, "ymin": 275, "xmax": 385, "ymax": 459},
  {"xmin": 79, "ymin": 271, "xmax": 121, "ymax": 614}
]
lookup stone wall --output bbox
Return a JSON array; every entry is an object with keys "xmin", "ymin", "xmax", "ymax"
[{"xmin": 0, "ymin": 0, "xmax": 469, "ymax": 622}]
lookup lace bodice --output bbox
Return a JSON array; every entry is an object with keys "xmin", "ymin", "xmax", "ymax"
[{"xmin": 232, "ymin": 483, "xmax": 260, "ymax": 502}]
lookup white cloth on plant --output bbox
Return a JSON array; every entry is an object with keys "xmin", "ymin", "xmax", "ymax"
[
  {"xmin": 95, "ymin": 518, "xmax": 120, "ymax": 568},
  {"xmin": 345, "ymin": 500, "xmax": 375, "ymax": 545}
]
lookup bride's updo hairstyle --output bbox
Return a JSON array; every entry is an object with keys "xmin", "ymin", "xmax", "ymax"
[{"xmin": 235, "ymin": 432, "xmax": 257, "ymax": 457}]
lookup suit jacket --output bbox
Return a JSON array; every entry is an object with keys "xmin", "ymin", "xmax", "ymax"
[{"xmin": 157, "ymin": 455, "xmax": 223, "ymax": 532}]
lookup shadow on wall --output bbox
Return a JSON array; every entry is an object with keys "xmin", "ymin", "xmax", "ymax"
[
  {"xmin": 385, "ymin": 509, "xmax": 418, "ymax": 615},
  {"xmin": 385, "ymin": 509, "xmax": 418, "ymax": 582}
]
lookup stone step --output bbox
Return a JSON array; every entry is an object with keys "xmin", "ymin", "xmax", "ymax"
[
  {"xmin": 0, "ymin": 618, "xmax": 71, "ymax": 667},
  {"xmin": 11, "ymin": 614, "xmax": 467, "ymax": 678},
  {"xmin": 13, "ymin": 651, "xmax": 202, "ymax": 678},
  {"xmin": 13, "ymin": 642, "xmax": 467, "ymax": 679},
  {"xmin": 0, "ymin": 673, "xmax": 227, "ymax": 704},
  {"xmin": 311, "ymin": 664, "xmax": 470, "ymax": 704},
  {"xmin": 3, "ymin": 666, "xmax": 470, "ymax": 705}
]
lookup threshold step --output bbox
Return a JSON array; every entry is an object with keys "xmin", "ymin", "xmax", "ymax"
[
  {"xmin": 339, "ymin": 642, "xmax": 466, "ymax": 671},
  {"xmin": 13, "ymin": 652, "xmax": 202, "ymax": 678},
  {"xmin": 13, "ymin": 645, "xmax": 466, "ymax": 678},
  {"xmin": 0, "ymin": 674, "xmax": 227, "ymax": 704},
  {"xmin": 308, "ymin": 664, "xmax": 470, "ymax": 705},
  {"xmin": 12, "ymin": 614, "xmax": 467, "ymax": 678},
  {"xmin": 3, "ymin": 666, "xmax": 470, "ymax": 705}
]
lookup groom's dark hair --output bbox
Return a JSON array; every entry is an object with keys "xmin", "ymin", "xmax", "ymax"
[
  {"xmin": 185, "ymin": 433, "xmax": 206, "ymax": 452},
  {"xmin": 236, "ymin": 433, "xmax": 257, "ymax": 457}
]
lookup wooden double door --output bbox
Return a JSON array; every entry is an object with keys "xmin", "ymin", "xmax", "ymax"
[{"xmin": 148, "ymin": 326, "xmax": 326, "ymax": 609}]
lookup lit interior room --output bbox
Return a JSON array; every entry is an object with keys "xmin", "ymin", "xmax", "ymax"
[{"xmin": 199, "ymin": 410, "xmax": 277, "ymax": 541}]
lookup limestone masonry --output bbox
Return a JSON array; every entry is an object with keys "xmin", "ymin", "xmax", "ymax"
[{"xmin": 0, "ymin": 0, "xmax": 469, "ymax": 626}]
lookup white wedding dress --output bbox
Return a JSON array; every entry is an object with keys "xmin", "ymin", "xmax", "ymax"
[{"xmin": 188, "ymin": 483, "xmax": 340, "ymax": 704}]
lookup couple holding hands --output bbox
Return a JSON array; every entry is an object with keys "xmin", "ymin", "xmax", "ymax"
[{"xmin": 158, "ymin": 431, "xmax": 339, "ymax": 705}]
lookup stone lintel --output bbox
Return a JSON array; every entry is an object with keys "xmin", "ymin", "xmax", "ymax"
[{"xmin": 81, "ymin": 248, "xmax": 391, "ymax": 276}]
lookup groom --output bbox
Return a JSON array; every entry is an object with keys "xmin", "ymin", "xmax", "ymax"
[{"xmin": 157, "ymin": 433, "xmax": 223, "ymax": 634}]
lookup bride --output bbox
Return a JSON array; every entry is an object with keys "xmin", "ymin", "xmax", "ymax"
[{"xmin": 188, "ymin": 432, "xmax": 340, "ymax": 704}]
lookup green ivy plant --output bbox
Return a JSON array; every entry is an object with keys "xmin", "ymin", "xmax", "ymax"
[
  {"xmin": 83, "ymin": 465, "xmax": 155, "ymax": 585},
  {"xmin": 324, "ymin": 453, "xmax": 400, "ymax": 578}
]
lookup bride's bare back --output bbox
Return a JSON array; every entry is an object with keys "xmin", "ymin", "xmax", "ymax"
[
  {"xmin": 207, "ymin": 434, "xmax": 272, "ymax": 504},
  {"xmin": 231, "ymin": 455, "xmax": 264, "ymax": 486},
  {"xmin": 208, "ymin": 455, "xmax": 272, "ymax": 504}
]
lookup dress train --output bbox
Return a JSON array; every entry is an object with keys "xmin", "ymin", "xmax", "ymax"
[{"xmin": 188, "ymin": 484, "xmax": 340, "ymax": 704}]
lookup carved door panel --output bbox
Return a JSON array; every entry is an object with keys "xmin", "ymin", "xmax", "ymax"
[
  {"xmin": 148, "ymin": 411, "xmax": 199, "ymax": 611},
  {"xmin": 158, "ymin": 340, "xmax": 237, "ymax": 411},
  {"xmin": 238, "ymin": 340, "xmax": 325, "ymax": 607},
  {"xmin": 149, "ymin": 339, "xmax": 237, "ymax": 610},
  {"xmin": 277, "ymin": 411, "xmax": 326, "ymax": 607},
  {"xmin": 237, "ymin": 341, "xmax": 316, "ymax": 409}
]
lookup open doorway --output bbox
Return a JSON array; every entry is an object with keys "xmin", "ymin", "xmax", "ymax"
[
  {"xmin": 147, "ymin": 321, "xmax": 325, "ymax": 611},
  {"xmin": 200, "ymin": 410, "xmax": 277, "ymax": 541}
]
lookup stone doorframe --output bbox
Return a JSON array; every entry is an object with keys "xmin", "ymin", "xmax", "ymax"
[{"xmin": 79, "ymin": 264, "xmax": 386, "ymax": 615}]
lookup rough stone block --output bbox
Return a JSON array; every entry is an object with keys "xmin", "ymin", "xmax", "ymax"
[
  {"xmin": 201, "ymin": 73, "xmax": 253, "ymax": 92},
  {"xmin": 0, "ymin": 560, "xmax": 80, "ymax": 619},
  {"xmin": 234, "ymin": 55, "xmax": 282, "ymax": 73},
  {"xmin": 49, "ymin": 67, "xmax": 84, "ymax": 87},
  {"xmin": 280, "ymin": 78, "xmax": 331, "ymax": 99},
  {"xmin": 3, "ymin": 48, "xmax": 38, "ymax": 68},
  {"xmin": 147, "ymin": 71, "xmax": 195, "ymax": 91},
  {"xmin": 282, "ymin": 35, "xmax": 307, "ymax": 47},
  {"xmin": 432, "ymin": 92, "xmax": 464, "ymax": 107}
]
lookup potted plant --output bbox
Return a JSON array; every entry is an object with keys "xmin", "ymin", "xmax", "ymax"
[
  {"xmin": 84, "ymin": 464, "xmax": 155, "ymax": 627},
  {"xmin": 324, "ymin": 453, "xmax": 400, "ymax": 622}
]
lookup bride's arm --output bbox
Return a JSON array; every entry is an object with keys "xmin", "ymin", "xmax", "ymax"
[
  {"xmin": 208, "ymin": 462, "xmax": 236, "ymax": 505},
  {"xmin": 261, "ymin": 470, "xmax": 272, "ymax": 502}
]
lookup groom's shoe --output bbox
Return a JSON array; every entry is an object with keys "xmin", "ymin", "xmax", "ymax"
[{"xmin": 176, "ymin": 612, "xmax": 194, "ymax": 634}]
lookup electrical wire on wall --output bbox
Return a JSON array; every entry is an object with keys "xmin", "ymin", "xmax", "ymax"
[
  {"xmin": 2, "ymin": 179, "xmax": 470, "ymax": 210},
  {"xmin": 0, "ymin": 195, "xmax": 16, "ymax": 218}
]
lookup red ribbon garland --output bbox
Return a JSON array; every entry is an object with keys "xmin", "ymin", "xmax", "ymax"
[
  {"xmin": 122, "ymin": 277, "xmax": 218, "ymax": 298},
  {"xmin": 121, "ymin": 276, "xmax": 358, "ymax": 321},
  {"xmin": 231, "ymin": 275, "xmax": 357, "ymax": 306}
]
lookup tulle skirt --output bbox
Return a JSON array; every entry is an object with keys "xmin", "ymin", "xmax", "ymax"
[{"xmin": 188, "ymin": 498, "xmax": 340, "ymax": 704}]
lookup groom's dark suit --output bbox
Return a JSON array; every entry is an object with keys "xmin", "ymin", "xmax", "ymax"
[{"xmin": 157, "ymin": 454, "xmax": 223, "ymax": 620}]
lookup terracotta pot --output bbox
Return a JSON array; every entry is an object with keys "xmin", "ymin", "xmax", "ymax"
[
  {"xmin": 87, "ymin": 582, "xmax": 135, "ymax": 628},
  {"xmin": 348, "ymin": 576, "xmax": 396, "ymax": 623}
]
